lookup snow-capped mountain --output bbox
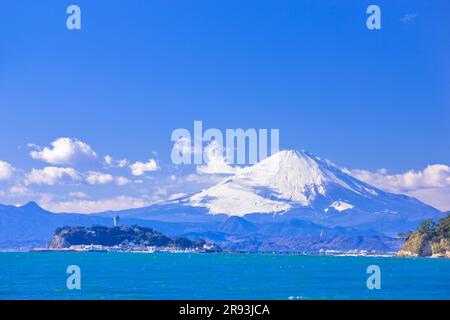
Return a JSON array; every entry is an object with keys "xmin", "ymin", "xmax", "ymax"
[
  {"xmin": 188, "ymin": 150, "xmax": 383, "ymax": 216},
  {"xmin": 144, "ymin": 149, "xmax": 443, "ymax": 235},
  {"xmin": 1, "ymin": 150, "xmax": 444, "ymax": 252},
  {"xmin": 91, "ymin": 149, "xmax": 443, "ymax": 251}
]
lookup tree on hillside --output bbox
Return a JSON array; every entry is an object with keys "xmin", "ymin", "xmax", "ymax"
[
  {"xmin": 434, "ymin": 214, "xmax": 450, "ymax": 241},
  {"xmin": 417, "ymin": 219, "xmax": 435, "ymax": 239},
  {"xmin": 416, "ymin": 214, "xmax": 450, "ymax": 241}
]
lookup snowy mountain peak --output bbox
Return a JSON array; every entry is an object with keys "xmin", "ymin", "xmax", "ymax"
[
  {"xmin": 235, "ymin": 150, "xmax": 329, "ymax": 201},
  {"xmin": 186, "ymin": 149, "xmax": 381, "ymax": 216}
]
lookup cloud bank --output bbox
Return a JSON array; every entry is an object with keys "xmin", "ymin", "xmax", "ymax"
[
  {"xmin": 30, "ymin": 137, "xmax": 97, "ymax": 165},
  {"xmin": 130, "ymin": 159, "xmax": 159, "ymax": 176},
  {"xmin": 197, "ymin": 141, "xmax": 241, "ymax": 175},
  {"xmin": 349, "ymin": 164, "xmax": 450, "ymax": 211},
  {"xmin": 0, "ymin": 161, "xmax": 15, "ymax": 181},
  {"xmin": 39, "ymin": 195, "xmax": 150, "ymax": 214},
  {"xmin": 26, "ymin": 167, "xmax": 82, "ymax": 186}
]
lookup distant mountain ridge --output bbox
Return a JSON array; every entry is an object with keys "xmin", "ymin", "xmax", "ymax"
[
  {"xmin": 111, "ymin": 150, "xmax": 443, "ymax": 236},
  {"xmin": 0, "ymin": 202, "xmax": 215, "ymax": 248},
  {"xmin": 0, "ymin": 150, "xmax": 445, "ymax": 252},
  {"xmin": 0, "ymin": 201, "xmax": 402, "ymax": 252}
]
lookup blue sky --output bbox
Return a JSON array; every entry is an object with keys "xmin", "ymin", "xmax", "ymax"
[{"xmin": 0, "ymin": 0, "xmax": 449, "ymax": 212}]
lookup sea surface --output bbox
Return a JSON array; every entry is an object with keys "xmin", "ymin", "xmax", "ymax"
[{"xmin": 0, "ymin": 252, "xmax": 449, "ymax": 300}]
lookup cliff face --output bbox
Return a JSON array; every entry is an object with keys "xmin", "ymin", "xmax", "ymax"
[
  {"xmin": 430, "ymin": 238, "xmax": 450, "ymax": 258},
  {"xmin": 397, "ymin": 233, "xmax": 449, "ymax": 258},
  {"xmin": 397, "ymin": 233, "xmax": 432, "ymax": 257},
  {"xmin": 49, "ymin": 233, "xmax": 70, "ymax": 249},
  {"xmin": 397, "ymin": 214, "xmax": 450, "ymax": 258},
  {"xmin": 397, "ymin": 232, "xmax": 450, "ymax": 258}
]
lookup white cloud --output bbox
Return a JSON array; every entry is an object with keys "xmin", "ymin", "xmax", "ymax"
[
  {"xmin": 39, "ymin": 196, "xmax": 150, "ymax": 214},
  {"xmin": 29, "ymin": 137, "xmax": 97, "ymax": 165},
  {"xmin": 349, "ymin": 164, "xmax": 450, "ymax": 211},
  {"xmin": 196, "ymin": 141, "xmax": 241, "ymax": 175},
  {"xmin": 172, "ymin": 136, "xmax": 201, "ymax": 157},
  {"xmin": 167, "ymin": 193, "xmax": 187, "ymax": 200},
  {"xmin": 0, "ymin": 160, "xmax": 15, "ymax": 181},
  {"xmin": 406, "ymin": 187, "xmax": 450, "ymax": 213},
  {"xmin": 86, "ymin": 171, "xmax": 114, "ymax": 185},
  {"xmin": 69, "ymin": 191, "xmax": 88, "ymax": 198},
  {"xmin": 350, "ymin": 164, "xmax": 450, "ymax": 192},
  {"xmin": 26, "ymin": 167, "xmax": 82, "ymax": 186},
  {"xmin": 184, "ymin": 173, "xmax": 227, "ymax": 185},
  {"xmin": 9, "ymin": 185, "xmax": 30, "ymax": 195},
  {"xmin": 115, "ymin": 176, "xmax": 131, "ymax": 186},
  {"xmin": 130, "ymin": 159, "xmax": 159, "ymax": 176},
  {"xmin": 104, "ymin": 155, "xmax": 113, "ymax": 166},
  {"xmin": 118, "ymin": 159, "xmax": 128, "ymax": 168},
  {"xmin": 103, "ymin": 155, "xmax": 128, "ymax": 168}
]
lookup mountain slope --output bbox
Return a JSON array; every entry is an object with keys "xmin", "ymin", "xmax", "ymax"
[
  {"xmin": 0, "ymin": 202, "xmax": 219, "ymax": 248},
  {"xmin": 123, "ymin": 150, "xmax": 442, "ymax": 236},
  {"xmin": 189, "ymin": 150, "xmax": 353, "ymax": 215},
  {"xmin": 185, "ymin": 150, "xmax": 438, "ymax": 219},
  {"xmin": 0, "ymin": 202, "xmax": 102, "ymax": 247}
]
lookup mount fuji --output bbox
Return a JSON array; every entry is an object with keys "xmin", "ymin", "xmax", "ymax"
[
  {"xmin": 112, "ymin": 150, "xmax": 443, "ymax": 240},
  {"xmin": 189, "ymin": 150, "xmax": 401, "ymax": 216}
]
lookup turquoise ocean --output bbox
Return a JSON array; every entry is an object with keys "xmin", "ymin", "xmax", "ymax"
[{"xmin": 0, "ymin": 252, "xmax": 449, "ymax": 300}]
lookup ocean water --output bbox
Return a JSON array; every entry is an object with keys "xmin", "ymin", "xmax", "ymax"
[{"xmin": 0, "ymin": 252, "xmax": 449, "ymax": 300}]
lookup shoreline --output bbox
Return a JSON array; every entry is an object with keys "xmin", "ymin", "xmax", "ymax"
[
  {"xmin": 0, "ymin": 248, "xmax": 399, "ymax": 258},
  {"xmin": 3, "ymin": 249, "xmax": 449, "ymax": 258}
]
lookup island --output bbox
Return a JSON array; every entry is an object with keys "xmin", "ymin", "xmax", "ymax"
[
  {"xmin": 41, "ymin": 225, "xmax": 221, "ymax": 253},
  {"xmin": 397, "ymin": 214, "xmax": 450, "ymax": 258}
]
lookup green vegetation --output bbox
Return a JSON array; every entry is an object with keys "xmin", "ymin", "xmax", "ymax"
[
  {"xmin": 50, "ymin": 225, "xmax": 206, "ymax": 249},
  {"xmin": 416, "ymin": 214, "xmax": 450, "ymax": 242},
  {"xmin": 397, "ymin": 214, "xmax": 450, "ymax": 258}
]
